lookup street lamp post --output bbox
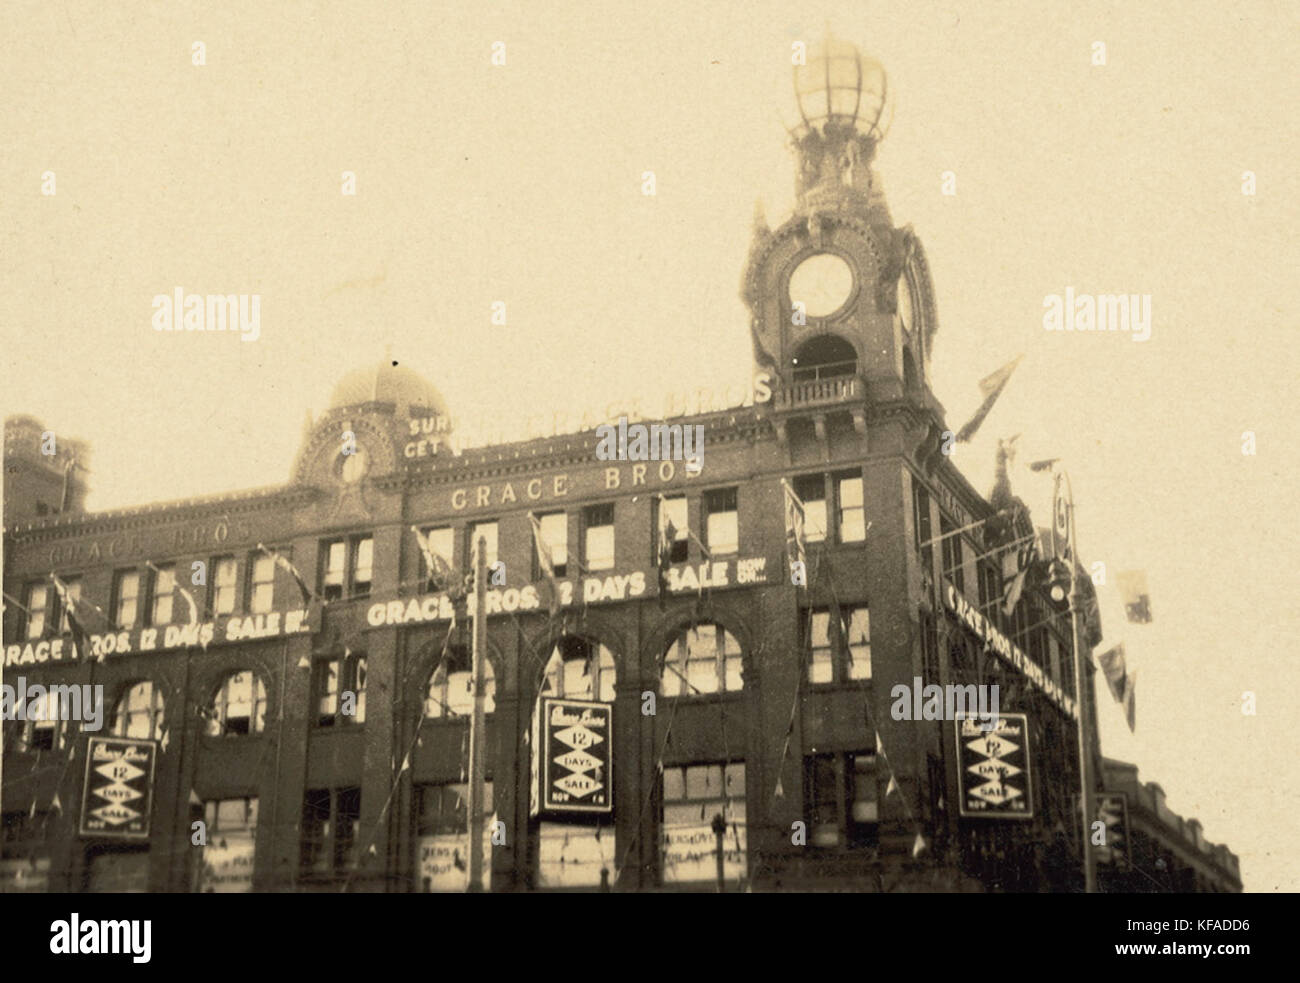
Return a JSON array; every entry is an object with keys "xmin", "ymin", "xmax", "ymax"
[{"xmin": 1056, "ymin": 470, "xmax": 1097, "ymax": 894}]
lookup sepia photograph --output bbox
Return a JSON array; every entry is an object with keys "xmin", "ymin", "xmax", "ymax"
[{"xmin": 2, "ymin": 0, "xmax": 1294, "ymax": 964}]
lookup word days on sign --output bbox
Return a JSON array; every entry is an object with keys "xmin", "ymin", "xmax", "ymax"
[
  {"xmin": 955, "ymin": 714, "xmax": 1033, "ymax": 820},
  {"xmin": 541, "ymin": 698, "xmax": 612, "ymax": 814},
  {"xmin": 79, "ymin": 737, "xmax": 157, "ymax": 839}
]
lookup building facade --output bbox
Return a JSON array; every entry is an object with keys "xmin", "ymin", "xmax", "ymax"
[{"xmin": 1, "ymin": 39, "xmax": 1239, "ymax": 894}]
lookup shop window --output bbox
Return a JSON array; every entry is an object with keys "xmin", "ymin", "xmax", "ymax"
[{"xmin": 661, "ymin": 762, "xmax": 747, "ymax": 886}]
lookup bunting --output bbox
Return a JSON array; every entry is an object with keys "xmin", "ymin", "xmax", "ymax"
[
  {"xmin": 256, "ymin": 543, "xmax": 312, "ymax": 606},
  {"xmin": 49, "ymin": 574, "xmax": 91, "ymax": 661},
  {"xmin": 527, "ymin": 512, "xmax": 562, "ymax": 617},
  {"xmin": 412, "ymin": 526, "xmax": 458, "ymax": 596},
  {"xmin": 781, "ymin": 479, "xmax": 807, "ymax": 573}
]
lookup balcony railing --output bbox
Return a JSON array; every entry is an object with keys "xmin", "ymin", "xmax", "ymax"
[{"xmin": 775, "ymin": 371, "xmax": 864, "ymax": 410}]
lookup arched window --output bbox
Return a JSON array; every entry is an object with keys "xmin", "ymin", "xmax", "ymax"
[
  {"xmin": 660, "ymin": 624, "xmax": 743, "ymax": 696},
  {"xmin": 426, "ymin": 646, "xmax": 496, "ymax": 719},
  {"xmin": 111, "ymin": 681, "xmax": 165, "ymax": 740},
  {"xmin": 541, "ymin": 635, "xmax": 616, "ymax": 702},
  {"xmin": 207, "ymin": 671, "xmax": 268, "ymax": 736},
  {"xmin": 791, "ymin": 334, "xmax": 857, "ymax": 383}
]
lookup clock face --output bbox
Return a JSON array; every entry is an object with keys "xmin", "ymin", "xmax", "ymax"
[
  {"xmin": 339, "ymin": 446, "xmax": 368, "ymax": 483},
  {"xmin": 788, "ymin": 252, "xmax": 854, "ymax": 318},
  {"xmin": 897, "ymin": 275, "xmax": 916, "ymax": 334}
]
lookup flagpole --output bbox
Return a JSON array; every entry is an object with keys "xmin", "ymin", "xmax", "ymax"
[
  {"xmin": 1062, "ymin": 469, "xmax": 1097, "ymax": 893},
  {"xmin": 466, "ymin": 535, "xmax": 488, "ymax": 892}
]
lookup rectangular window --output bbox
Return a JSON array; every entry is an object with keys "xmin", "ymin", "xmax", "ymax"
[
  {"xmin": 299, "ymin": 787, "xmax": 361, "ymax": 876},
  {"xmin": 415, "ymin": 782, "xmax": 494, "ymax": 837},
  {"xmin": 703, "ymin": 487, "xmax": 739, "ymax": 556},
  {"xmin": 24, "ymin": 583, "xmax": 49, "ymax": 639},
  {"xmin": 312, "ymin": 652, "xmax": 366, "ymax": 727},
  {"xmin": 414, "ymin": 782, "xmax": 495, "ymax": 892},
  {"xmin": 661, "ymin": 762, "xmax": 746, "ymax": 886},
  {"xmin": 844, "ymin": 606, "xmax": 871, "ymax": 681},
  {"xmin": 113, "ymin": 570, "xmax": 140, "ymax": 629},
  {"xmin": 941, "ymin": 515, "xmax": 965, "ymax": 594},
  {"xmin": 805, "ymin": 606, "xmax": 871, "ymax": 684},
  {"xmin": 211, "ymin": 556, "xmax": 238, "ymax": 615},
  {"xmin": 836, "ymin": 472, "xmax": 866, "ymax": 543},
  {"xmin": 805, "ymin": 750, "xmax": 878, "ymax": 849},
  {"xmin": 322, "ymin": 541, "xmax": 347, "ymax": 601},
  {"xmin": 793, "ymin": 475, "xmax": 827, "ymax": 543},
  {"xmin": 535, "ymin": 512, "xmax": 567, "ymax": 579},
  {"xmin": 351, "ymin": 537, "xmax": 373, "ymax": 596},
  {"xmin": 248, "ymin": 553, "xmax": 275, "ymax": 614},
  {"xmin": 57, "ymin": 577, "xmax": 82, "ymax": 634},
  {"xmin": 150, "ymin": 564, "xmax": 175, "ymax": 626},
  {"xmin": 196, "ymin": 795, "xmax": 260, "ymax": 892},
  {"xmin": 469, "ymin": 522, "xmax": 498, "ymax": 572},
  {"xmin": 321, "ymin": 537, "xmax": 372, "ymax": 599},
  {"xmin": 584, "ymin": 504, "xmax": 615, "ymax": 572},
  {"xmin": 656, "ymin": 495, "xmax": 688, "ymax": 564},
  {"xmin": 808, "ymin": 610, "xmax": 833, "ymax": 684}
]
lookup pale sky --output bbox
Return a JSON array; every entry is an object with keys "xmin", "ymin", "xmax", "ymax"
[{"xmin": 3, "ymin": 0, "xmax": 1297, "ymax": 891}]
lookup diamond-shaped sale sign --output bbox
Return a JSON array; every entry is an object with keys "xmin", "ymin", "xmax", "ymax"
[
  {"xmin": 540, "ymin": 698, "xmax": 612, "ymax": 814},
  {"xmin": 79, "ymin": 737, "xmax": 157, "ymax": 839},
  {"xmin": 955, "ymin": 714, "xmax": 1032, "ymax": 819}
]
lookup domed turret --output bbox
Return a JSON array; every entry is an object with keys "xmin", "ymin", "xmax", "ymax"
[
  {"xmin": 327, "ymin": 362, "xmax": 450, "ymax": 419},
  {"xmin": 787, "ymin": 37, "xmax": 893, "ymax": 209}
]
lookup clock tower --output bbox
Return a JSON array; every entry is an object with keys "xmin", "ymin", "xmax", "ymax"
[{"xmin": 742, "ymin": 37, "xmax": 942, "ymax": 440}]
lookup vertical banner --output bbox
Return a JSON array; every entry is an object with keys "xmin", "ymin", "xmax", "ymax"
[
  {"xmin": 541, "ymin": 698, "xmax": 612, "ymax": 814},
  {"xmin": 1094, "ymin": 793, "xmax": 1130, "ymax": 865},
  {"xmin": 79, "ymin": 737, "xmax": 157, "ymax": 839},
  {"xmin": 955, "ymin": 714, "xmax": 1033, "ymax": 819}
]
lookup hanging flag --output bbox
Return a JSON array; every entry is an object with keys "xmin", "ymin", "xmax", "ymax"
[
  {"xmin": 1122, "ymin": 671, "xmax": 1137, "ymax": 732},
  {"xmin": 1095, "ymin": 644, "xmax": 1129, "ymax": 704},
  {"xmin": 257, "ymin": 544, "xmax": 312, "ymax": 606},
  {"xmin": 657, "ymin": 515, "xmax": 676, "ymax": 609},
  {"xmin": 781, "ymin": 479, "xmax": 807, "ymax": 571},
  {"xmin": 412, "ymin": 526, "xmax": 459, "ymax": 596},
  {"xmin": 527, "ymin": 512, "xmax": 562, "ymax": 617},
  {"xmin": 188, "ymin": 789, "xmax": 201, "ymax": 807},
  {"xmin": 51, "ymin": 792, "xmax": 62, "ymax": 815},
  {"xmin": 176, "ymin": 583, "xmax": 200, "ymax": 628},
  {"xmin": 886, "ymin": 774, "xmax": 899, "ymax": 798},
  {"xmin": 773, "ymin": 776, "xmax": 784, "ymax": 800},
  {"xmin": 1117, "ymin": 570, "xmax": 1152, "ymax": 623},
  {"xmin": 50, "ymin": 574, "xmax": 91, "ymax": 661},
  {"xmin": 1027, "ymin": 457, "xmax": 1059, "ymax": 473},
  {"xmin": 955, "ymin": 355, "xmax": 1023, "ymax": 442},
  {"xmin": 1000, "ymin": 538, "xmax": 1036, "ymax": 617},
  {"xmin": 912, "ymin": 832, "xmax": 927, "ymax": 858}
]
